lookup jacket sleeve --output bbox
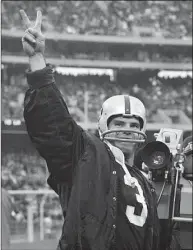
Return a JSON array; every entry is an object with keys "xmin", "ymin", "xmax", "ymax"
[{"xmin": 23, "ymin": 65, "xmax": 85, "ymax": 182}]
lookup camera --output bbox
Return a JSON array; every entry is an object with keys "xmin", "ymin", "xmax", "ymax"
[
  {"xmin": 140, "ymin": 128, "xmax": 192, "ymax": 223},
  {"xmin": 140, "ymin": 128, "xmax": 192, "ymax": 249},
  {"xmin": 140, "ymin": 128, "xmax": 184, "ymax": 183}
]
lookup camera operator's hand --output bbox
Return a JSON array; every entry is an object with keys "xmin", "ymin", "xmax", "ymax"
[{"xmin": 20, "ymin": 10, "xmax": 46, "ymax": 71}]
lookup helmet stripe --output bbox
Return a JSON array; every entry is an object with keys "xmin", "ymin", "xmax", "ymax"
[{"xmin": 124, "ymin": 95, "xmax": 130, "ymax": 114}]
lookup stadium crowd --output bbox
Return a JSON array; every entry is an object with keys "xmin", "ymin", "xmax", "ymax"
[
  {"xmin": 1, "ymin": 73, "xmax": 192, "ymax": 123},
  {"xmin": 2, "ymin": 1, "xmax": 192, "ymax": 39},
  {"xmin": 2, "ymin": 151, "xmax": 63, "ymax": 238},
  {"xmin": 43, "ymin": 44, "xmax": 192, "ymax": 63},
  {"xmin": 2, "ymin": 42, "xmax": 192, "ymax": 64},
  {"xmin": 1, "ymin": 152, "xmax": 48, "ymax": 190}
]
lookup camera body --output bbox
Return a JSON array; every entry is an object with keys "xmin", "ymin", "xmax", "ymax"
[{"xmin": 141, "ymin": 128, "xmax": 184, "ymax": 183}]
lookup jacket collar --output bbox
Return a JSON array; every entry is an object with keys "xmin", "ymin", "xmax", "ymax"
[
  {"xmin": 104, "ymin": 140, "xmax": 135, "ymax": 183},
  {"xmin": 105, "ymin": 140, "xmax": 149, "ymax": 182}
]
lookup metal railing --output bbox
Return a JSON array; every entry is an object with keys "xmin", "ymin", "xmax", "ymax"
[{"xmin": 8, "ymin": 189, "xmax": 66, "ymax": 243}]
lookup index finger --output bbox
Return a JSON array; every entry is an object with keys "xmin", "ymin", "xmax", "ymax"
[
  {"xmin": 34, "ymin": 10, "xmax": 42, "ymax": 31},
  {"xmin": 20, "ymin": 9, "xmax": 31, "ymax": 29}
]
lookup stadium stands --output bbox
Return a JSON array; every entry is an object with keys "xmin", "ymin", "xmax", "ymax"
[
  {"xmin": 1, "ymin": 72, "xmax": 192, "ymax": 122},
  {"xmin": 1, "ymin": 152, "xmax": 48, "ymax": 190},
  {"xmin": 1, "ymin": 1, "xmax": 192, "ymax": 39}
]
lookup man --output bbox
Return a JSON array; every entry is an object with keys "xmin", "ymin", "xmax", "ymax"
[{"xmin": 20, "ymin": 9, "xmax": 178, "ymax": 250}]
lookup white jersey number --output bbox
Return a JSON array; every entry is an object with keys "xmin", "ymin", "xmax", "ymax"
[{"xmin": 124, "ymin": 175, "xmax": 148, "ymax": 227}]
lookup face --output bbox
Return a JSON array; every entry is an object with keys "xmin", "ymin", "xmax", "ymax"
[{"xmin": 108, "ymin": 116, "xmax": 141, "ymax": 154}]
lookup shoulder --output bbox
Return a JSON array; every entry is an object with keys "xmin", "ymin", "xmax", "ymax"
[{"xmin": 84, "ymin": 131, "xmax": 108, "ymax": 150}]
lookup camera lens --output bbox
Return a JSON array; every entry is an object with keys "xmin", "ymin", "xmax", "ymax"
[{"xmin": 151, "ymin": 151, "xmax": 165, "ymax": 166}]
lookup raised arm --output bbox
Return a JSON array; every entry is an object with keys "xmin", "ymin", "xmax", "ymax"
[{"xmin": 20, "ymin": 10, "xmax": 85, "ymax": 182}]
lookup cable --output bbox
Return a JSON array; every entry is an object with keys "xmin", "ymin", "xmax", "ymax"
[
  {"xmin": 157, "ymin": 180, "xmax": 166, "ymax": 206},
  {"xmin": 157, "ymin": 170, "xmax": 169, "ymax": 206}
]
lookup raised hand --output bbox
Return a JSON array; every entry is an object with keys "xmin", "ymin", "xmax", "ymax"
[{"xmin": 20, "ymin": 10, "xmax": 45, "ymax": 57}]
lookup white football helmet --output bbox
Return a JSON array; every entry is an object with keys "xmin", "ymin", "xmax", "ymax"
[{"xmin": 98, "ymin": 95, "xmax": 147, "ymax": 143}]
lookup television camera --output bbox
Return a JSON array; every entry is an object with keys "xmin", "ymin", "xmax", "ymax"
[{"xmin": 140, "ymin": 128, "xmax": 192, "ymax": 250}]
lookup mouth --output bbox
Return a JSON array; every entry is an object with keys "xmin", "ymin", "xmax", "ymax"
[{"xmin": 117, "ymin": 134, "xmax": 134, "ymax": 140}]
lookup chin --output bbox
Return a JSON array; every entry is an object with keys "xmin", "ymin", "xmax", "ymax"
[{"xmin": 114, "ymin": 141, "xmax": 135, "ymax": 154}]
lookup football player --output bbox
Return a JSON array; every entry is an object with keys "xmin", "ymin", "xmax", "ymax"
[{"xmin": 20, "ymin": 9, "xmax": 180, "ymax": 250}]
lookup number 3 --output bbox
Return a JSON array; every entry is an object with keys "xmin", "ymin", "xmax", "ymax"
[{"xmin": 124, "ymin": 175, "xmax": 148, "ymax": 227}]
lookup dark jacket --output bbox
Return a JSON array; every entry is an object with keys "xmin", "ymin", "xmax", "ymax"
[{"xmin": 24, "ymin": 65, "xmax": 160, "ymax": 250}]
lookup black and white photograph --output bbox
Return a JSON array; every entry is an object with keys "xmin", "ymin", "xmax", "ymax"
[{"xmin": 1, "ymin": 1, "xmax": 192, "ymax": 250}]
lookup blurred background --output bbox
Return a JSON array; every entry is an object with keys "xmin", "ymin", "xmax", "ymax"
[{"xmin": 1, "ymin": 1, "xmax": 192, "ymax": 249}]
